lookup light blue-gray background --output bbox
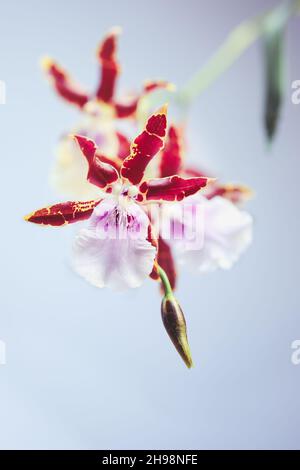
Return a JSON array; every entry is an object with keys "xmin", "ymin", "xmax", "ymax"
[{"xmin": 0, "ymin": 0, "xmax": 299, "ymax": 450}]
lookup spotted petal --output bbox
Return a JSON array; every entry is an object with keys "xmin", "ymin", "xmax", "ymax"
[
  {"xmin": 121, "ymin": 106, "xmax": 167, "ymax": 185},
  {"xmin": 74, "ymin": 135, "xmax": 119, "ymax": 188},
  {"xmin": 24, "ymin": 200, "xmax": 99, "ymax": 226},
  {"xmin": 140, "ymin": 175, "xmax": 211, "ymax": 202}
]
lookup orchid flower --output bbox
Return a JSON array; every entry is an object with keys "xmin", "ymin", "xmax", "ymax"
[
  {"xmin": 150, "ymin": 125, "xmax": 253, "ymax": 289},
  {"xmin": 25, "ymin": 108, "xmax": 212, "ymax": 367},
  {"xmin": 42, "ymin": 27, "xmax": 171, "ymax": 199}
]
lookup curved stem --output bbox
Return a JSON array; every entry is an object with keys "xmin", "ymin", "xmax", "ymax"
[{"xmin": 157, "ymin": 265, "xmax": 173, "ymax": 297}]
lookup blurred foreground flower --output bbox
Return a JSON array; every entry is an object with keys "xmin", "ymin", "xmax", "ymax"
[{"xmin": 42, "ymin": 27, "xmax": 171, "ymax": 198}]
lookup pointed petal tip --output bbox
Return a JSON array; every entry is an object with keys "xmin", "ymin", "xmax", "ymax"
[
  {"xmin": 72, "ymin": 134, "xmax": 82, "ymax": 146},
  {"xmin": 245, "ymin": 187, "xmax": 255, "ymax": 199},
  {"xmin": 72, "ymin": 134, "xmax": 92, "ymax": 145},
  {"xmin": 235, "ymin": 185, "xmax": 255, "ymax": 201},
  {"xmin": 207, "ymin": 177, "xmax": 217, "ymax": 185},
  {"xmin": 108, "ymin": 25, "xmax": 122, "ymax": 36},
  {"xmin": 144, "ymin": 80, "xmax": 176, "ymax": 92},
  {"xmin": 157, "ymin": 103, "xmax": 168, "ymax": 116},
  {"xmin": 166, "ymin": 83, "xmax": 176, "ymax": 92},
  {"xmin": 40, "ymin": 56, "xmax": 53, "ymax": 71}
]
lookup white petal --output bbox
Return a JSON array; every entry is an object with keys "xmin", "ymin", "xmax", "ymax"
[
  {"xmin": 163, "ymin": 195, "xmax": 253, "ymax": 273},
  {"xmin": 71, "ymin": 199, "xmax": 156, "ymax": 290}
]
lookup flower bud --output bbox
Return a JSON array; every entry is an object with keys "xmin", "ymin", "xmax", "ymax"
[{"xmin": 161, "ymin": 294, "xmax": 193, "ymax": 368}]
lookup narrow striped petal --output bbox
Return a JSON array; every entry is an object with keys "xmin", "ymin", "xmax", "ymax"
[
  {"xmin": 41, "ymin": 57, "xmax": 89, "ymax": 108},
  {"xmin": 143, "ymin": 80, "xmax": 174, "ymax": 94},
  {"xmin": 140, "ymin": 175, "xmax": 211, "ymax": 202},
  {"xmin": 121, "ymin": 106, "xmax": 167, "ymax": 185},
  {"xmin": 114, "ymin": 82, "xmax": 173, "ymax": 118},
  {"xmin": 24, "ymin": 200, "xmax": 99, "ymax": 226},
  {"xmin": 96, "ymin": 27, "xmax": 121, "ymax": 103},
  {"xmin": 159, "ymin": 125, "xmax": 183, "ymax": 177},
  {"xmin": 74, "ymin": 135, "xmax": 119, "ymax": 188}
]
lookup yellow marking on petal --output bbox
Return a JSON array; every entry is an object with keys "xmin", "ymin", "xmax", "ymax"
[
  {"xmin": 40, "ymin": 56, "xmax": 53, "ymax": 71},
  {"xmin": 108, "ymin": 25, "xmax": 122, "ymax": 36},
  {"xmin": 156, "ymin": 103, "xmax": 168, "ymax": 117}
]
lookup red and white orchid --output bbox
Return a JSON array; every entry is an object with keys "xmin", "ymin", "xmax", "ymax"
[
  {"xmin": 151, "ymin": 125, "xmax": 253, "ymax": 289},
  {"xmin": 25, "ymin": 107, "xmax": 211, "ymax": 292},
  {"xmin": 42, "ymin": 27, "xmax": 171, "ymax": 199}
]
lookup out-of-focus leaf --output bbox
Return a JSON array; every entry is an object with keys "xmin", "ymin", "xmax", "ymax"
[
  {"xmin": 137, "ymin": 0, "xmax": 300, "ymax": 126},
  {"xmin": 179, "ymin": 0, "xmax": 299, "ymax": 108},
  {"xmin": 262, "ymin": 2, "xmax": 296, "ymax": 141},
  {"xmin": 178, "ymin": 14, "xmax": 265, "ymax": 106}
]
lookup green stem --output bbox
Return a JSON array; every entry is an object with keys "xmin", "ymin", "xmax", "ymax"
[{"xmin": 157, "ymin": 266, "xmax": 173, "ymax": 297}]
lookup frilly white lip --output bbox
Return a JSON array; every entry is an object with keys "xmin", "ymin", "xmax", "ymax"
[
  {"xmin": 71, "ymin": 197, "xmax": 156, "ymax": 290},
  {"xmin": 160, "ymin": 195, "xmax": 253, "ymax": 273}
]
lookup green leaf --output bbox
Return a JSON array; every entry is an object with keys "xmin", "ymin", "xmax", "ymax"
[
  {"xmin": 262, "ymin": 2, "xmax": 294, "ymax": 141},
  {"xmin": 137, "ymin": 0, "xmax": 300, "ymax": 125}
]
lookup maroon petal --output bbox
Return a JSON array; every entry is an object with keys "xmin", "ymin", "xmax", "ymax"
[
  {"xmin": 116, "ymin": 131, "xmax": 131, "ymax": 160},
  {"xmin": 95, "ymin": 27, "xmax": 120, "ymax": 103},
  {"xmin": 74, "ymin": 135, "xmax": 119, "ymax": 188},
  {"xmin": 140, "ymin": 175, "xmax": 211, "ymax": 202},
  {"xmin": 114, "ymin": 81, "xmax": 172, "ymax": 119},
  {"xmin": 159, "ymin": 125, "xmax": 183, "ymax": 177},
  {"xmin": 121, "ymin": 106, "xmax": 167, "ymax": 185},
  {"xmin": 42, "ymin": 57, "xmax": 89, "ymax": 108},
  {"xmin": 24, "ymin": 200, "xmax": 99, "ymax": 226}
]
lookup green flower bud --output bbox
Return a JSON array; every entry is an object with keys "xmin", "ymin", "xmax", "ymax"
[{"xmin": 161, "ymin": 293, "xmax": 193, "ymax": 369}]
